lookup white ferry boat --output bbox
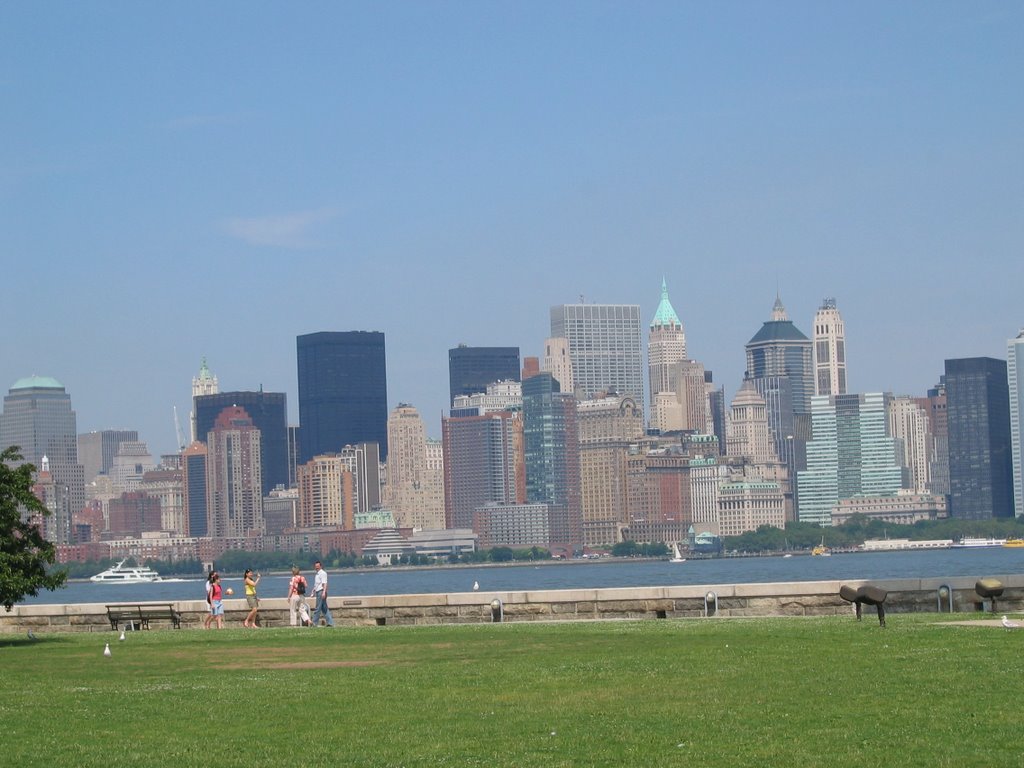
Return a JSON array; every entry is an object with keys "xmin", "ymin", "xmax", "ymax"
[
  {"xmin": 951, "ymin": 537, "xmax": 1008, "ymax": 549},
  {"xmin": 90, "ymin": 560, "xmax": 163, "ymax": 584}
]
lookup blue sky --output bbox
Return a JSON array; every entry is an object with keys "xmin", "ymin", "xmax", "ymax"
[{"xmin": 2, "ymin": 3, "xmax": 1022, "ymax": 457}]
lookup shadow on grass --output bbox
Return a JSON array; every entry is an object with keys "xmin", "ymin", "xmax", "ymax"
[{"xmin": 0, "ymin": 634, "xmax": 76, "ymax": 649}]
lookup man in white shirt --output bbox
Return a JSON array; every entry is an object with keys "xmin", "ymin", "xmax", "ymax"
[{"xmin": 311, "ymin": 560, "xmax": 334, "ymax": 627}]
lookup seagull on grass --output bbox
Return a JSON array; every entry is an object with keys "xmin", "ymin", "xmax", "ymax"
[{"xmin": 1001, "ymin": 615, "xmax": 1019, "ymax": 630}]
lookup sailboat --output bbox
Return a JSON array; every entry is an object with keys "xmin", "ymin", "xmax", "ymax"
[{"xmin": 670, "ymin": 542, "xmax": 686, "ymax": 563}]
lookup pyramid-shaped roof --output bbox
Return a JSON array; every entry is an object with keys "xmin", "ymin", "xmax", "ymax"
[{"xmin": 650, "ymin": 278, "xmax": 682, "ymax": 328}]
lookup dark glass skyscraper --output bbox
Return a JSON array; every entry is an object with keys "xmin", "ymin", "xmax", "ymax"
[
  {"xmin": 448, "ymin": 345, "xmax": 520, "ymax": 405},
  {"xmin": 193, "ymin": 390, "xmax": 287, "ymax": 496},
  {"xmin": 945, "ymin": 357, "xmax": 1014, "ymax": 519},
  {"xmin": 297, "ymin": 331, "xmax": 388, "ymax": 464}
]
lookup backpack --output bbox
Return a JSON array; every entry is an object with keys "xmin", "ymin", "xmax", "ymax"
[{"xmin": 295, "ymin": 577, "xmax": 306, "ymax": 596}]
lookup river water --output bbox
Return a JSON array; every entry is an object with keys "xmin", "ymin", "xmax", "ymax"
[{"xmin": 20, "ymin": 547, "xmax": 1024, "ymax": 606}]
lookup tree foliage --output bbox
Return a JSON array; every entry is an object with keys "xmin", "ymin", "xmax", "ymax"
[{"xmin": 1, "ymin": 447, "xmax": 67, "ymax": 610}]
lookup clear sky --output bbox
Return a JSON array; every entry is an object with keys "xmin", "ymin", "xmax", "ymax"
[{"xmin": 2, "ymin": 3, "xmax": 1022, "ymax": 458}]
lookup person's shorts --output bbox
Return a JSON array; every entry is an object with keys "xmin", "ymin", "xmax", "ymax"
[
  {"xmin": 211, "ymin": 600, "xmax": 224, "ymax": 616},
  {"xmin": 246, "ymin": 595, "xmax": 259, "ymax": 609}
]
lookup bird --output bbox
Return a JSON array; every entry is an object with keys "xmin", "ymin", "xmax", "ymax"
[
  {"xmin": 103, "ymin": 643, "xmax": 112, "ymax": 657},
  {"xmin": 1001, "ymin": 615, "xmax": 1019, "ymax": 630},
  {"xmin": 473, "ymin": 581, "xmax": 479, "ymax": 591},
  {"xmin": 119, "ymin": 631, "xmax": 126, "ymax": 641},
  {"xmin": 27, "ymin": 630, "xmax": 37, "ymax": 641}
]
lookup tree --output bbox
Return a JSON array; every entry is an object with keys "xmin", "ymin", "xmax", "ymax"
[{"xmin": 1, "ymin": 447, "xmax": 67, "ymax": 610}]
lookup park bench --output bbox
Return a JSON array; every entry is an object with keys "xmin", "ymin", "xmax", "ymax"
[{"xmin": 106, "ymin": 603, "xmax": 182, "ymax": 631}]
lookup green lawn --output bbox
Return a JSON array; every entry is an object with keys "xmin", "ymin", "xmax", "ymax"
[{"xmin": 2, "ymin": 615, "xmax": 1021, "ymax": 767}]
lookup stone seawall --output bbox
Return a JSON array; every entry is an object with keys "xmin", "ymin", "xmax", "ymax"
[{"xmin": 4, "ymin": 574, "xmax": 1024, "ymax": 633}]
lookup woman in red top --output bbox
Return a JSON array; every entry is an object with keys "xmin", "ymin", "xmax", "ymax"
[{"xmin": 209, "ymin": 573, "xmax": 224, "ymax": 629}]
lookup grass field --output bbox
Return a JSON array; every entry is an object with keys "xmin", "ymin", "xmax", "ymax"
[{"xmin": 2, "ymin": 615, "xmax": 1022, "ymax": 767}]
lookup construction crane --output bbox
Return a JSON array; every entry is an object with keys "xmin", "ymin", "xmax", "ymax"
[{"xmin": 173, "ymin": 406, "xmax": 187, "ymax": 451}]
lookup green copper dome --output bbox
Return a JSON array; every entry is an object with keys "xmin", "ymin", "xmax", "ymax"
[
  {"xmin": 650, "ymin": 278, "xmax": 682, "ymax": 328},
  {"xmin": 10, "ymin": 375, "xmax": 64, "ymax": 390}
]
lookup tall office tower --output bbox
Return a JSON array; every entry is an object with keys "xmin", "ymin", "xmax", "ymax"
[
  {"xmin": 746, "ymin": 296, "xmax": 814, "ymax": 414},
  {"xmin": 648, "ymin": 278, "xmax": 686, "ymax": 424},
  {"xmin": 296, "ymin": 454, "xmax": 353, "ymax": 529},
  {"xmin": 336, "ymin": 442, "xmax": 382, "ymax": 515},
  {"xmin": 945, "ymin": 357, "xmax": 1014, "ymax": 519},
  {"xmin": 297, "ymin": 331, "xmax": 388, "ymax": 463},
  {"xmin": 205, "ymin": 406, "xmax": 264, "ymax": 538},
  {"xmin": 727, "ymin": 380, "xmax": 777, "ymax": 464},
  {"xmin": 263, "ymin": 487, "xmax": 298, "ymax": 535},
  {"xmin": 888, "ymin": 396, "xmax": 932, "ymax": 493},
  {"xmin": 442, "ymin": 410, "xmax": 523, "ymax": 530},
  {"xmin": 812, "ymin": 298, "xmax": 847, "ymax": 396},
  {"xmin": 797, "ymin": 393, "xmax": 905, "ymax": 526},
  {"xmin": 77, "ymin": 429, "xmax": 139, "ymax": 483},
  {"xmin": 925, "ymin": 379, "xmax": 949, "ymax": 496},
  {"xmin": 708, "ymin": 382, "xmax": 727, "ymax": 456},
  {"xmin": 385, "ymin": 404, "xmax": 446, "ymax": 530},
  {"xmin": 109, "ymin": 440, "xmax": 156, "ymax": 493},
  {"xmin": 194, "ymin": 390, "xmax": 288, "ymax": 496},
  {"xmin": 181, "ymin": 442, "xmax": 208, "ymax": 537},
  {"xmin": 521, "ymin": 356, "xmax": 540, "ymax": 381},
  {"xmin": 542, "ymin": 338, "xmax": 574, "ymax": 395},
  {"xmin": 577, "ymin": 394, "xmax": 644, "ymax": 547},
  {"xmin": 287, "ymin": 425, "xmax": 300, "ymax": 489},
  {"xmin": 550, "ymin": 302, "xmax": 643, "ymax": 402},
  {"xmin": 108, "ymin": 491, "xmax": 163, "ymax": 538},
  {"xmin": 190, "ymin": 358, "xmax": 219, "ymax": 442},
  {"xmin": 448, "ymin": 345, "xmax": 521, "ymax": 403},
  {"xmin": 523, "ymin": 373, "xmax": 582, "ymax": 553},
  {"xmin": 139, "ymin": 468, "xmax": 185, "ymax": 534},
  {"xmin": 31, "ymin": 458, "xmax": 74, "ymax": 544},
  {"xmin": 0, "ymin": 376, "xmax": 86, "ymax": 518},
  {"xmin": 1009, "ymin": 331, "xmax": 1024, "ymax": 517}
]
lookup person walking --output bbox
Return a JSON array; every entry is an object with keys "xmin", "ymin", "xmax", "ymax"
[
  {"xmin": 287, "ymin": 566, "xmax": 308, "ymax": 627},
  {"xmin": 243, "ymin": 569, "xmax": 261, "ymax": 628},
  {"xmin": 311, "ymin": 560, "xmax": 334, "ymax": 627},
  {"xmin": 208, "ymin": 573, "xmax": 225, "ymax": 629},
  {"xmin": 203, "ymin": 571, "xmax": 216, "ymax": 629}
]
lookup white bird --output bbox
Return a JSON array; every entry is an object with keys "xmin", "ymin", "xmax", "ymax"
[
  {"xmin": 27, "ymin": 630, "xmax": 37, "ymax": 641},
  {"xmin": 103, "ymin": 643, "xmax": 112, "ymax": 657},
  {"xmin": 473, "ymin": 581, "xmax": 479, "ymax": 591},
  {"xmin": 119, "ymin": 631, "xmax": 126, "ymax": 641},
  {"xmin": 1002, "ymin": 615, "xmax": 1019, "ymax": 630}
]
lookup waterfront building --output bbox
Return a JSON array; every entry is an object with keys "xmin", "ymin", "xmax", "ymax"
[
  {"xmin": 442, "ymin": 410, "xmax": 523, "ymax": 530},
  {"xmin": 831, "ymin": 492, "xmax": 948, "ymax": 526},
  {"xmin": 205, "ymin": 406, "xmax": 264, "ymax": 538},
  {"xmin": 550, "ymin": 302, "xmax": 643, "ymax": 403},
  {"xmin": 578, "ymin": 394, "xmax": 644, "ymax": 547},
  {"xmin": 194, "ymin": 390, "xmax": 288, "ymax": 496},
  {"xmin": 945, "ymin": 357, "xmax": 1014, "ymax": 519},
  {"xmin": 1, "ymin": 375, "xmax": 86, "ymax": 520},
  {"xmin": 297, "ymin": 330, "xmax": 388, "ymax": 463},
  {"xmin": 385, "ymin": 404, "xmax": 446, "ymax": 530},
  {"xmin": 623, "ymin": 445, "xmax": 693, "ymax": 545},
  {"xmin": 523, "ymin": 372, "xmax": 582, "ymax": 554},
  {"xmin": 181, "ymin": 442, "xmax": 208, "ymax": 537},
  {"xmin": 190, "ymin": 357, "xmax": 219, "ymax": 442},
  {"xmin": 77, "ymin": 429, "xmax": 139, "ymax": 483},
  {"xmin": 812, "ymin": 298, "xmax": 847, "ymax": 396},
  {"xmin": 1009, "ymin": 331, "xmax": 1024, "ymax": 517},
  {"xmin": 797, "ymin": 393, "xmax": 904, "ymax": 527},
  {"xmin": 717, "ymin": 475, "xmax": 785, "ymax": 537},
  {"xmin": 473, "ymin": 502, "xmax": 551, "ymax": 549},
  {"xmin": 296, "ymin": 454, "xmax": 353, "ymax": 529},
  {"xmin": 448, "ymin": 345, "xmax": 520, "ymax": 403},
  {"xmin": 542, "ymin": 338, "xmax": 574, "ymax": 396}
]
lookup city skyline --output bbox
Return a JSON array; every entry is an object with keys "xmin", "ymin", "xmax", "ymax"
[{"xmin": 3, "ymin": 5, "xmax": 1022, "ymax": 456}]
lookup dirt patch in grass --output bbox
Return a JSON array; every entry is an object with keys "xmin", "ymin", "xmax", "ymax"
[{"xmin": 220, "ymin": 659, "xmax": 384, "ymax": 670}]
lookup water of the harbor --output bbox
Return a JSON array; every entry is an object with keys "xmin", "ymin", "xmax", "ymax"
[{"xmin": 20, "ymin": 547, "xmax": 1024, "ymax": 606}]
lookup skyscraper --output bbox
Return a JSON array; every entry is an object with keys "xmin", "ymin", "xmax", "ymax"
[
  {"xmin": 296, "ymin": 454, "xmax": 353, "ymax": 529},
  {"xmin": 746, "ymin": 296, "xmax": 814, "ymax": 414},
  {"xmin": 448, "ymin": 345, "xmax": 520, "ymax": 404},
  {"xmin": 386, "ymin": 404, "xmax": 445, "ymax": 530},
  {"xmin": 206, "ymin": 406, "xmax": 264, "ymax": 537},
  {"xmin": 648, "ymin": 278, "xmax": 686, "ymax": 408},
  {"xmin": 812, "ymin": 298, "xmax": 847, "ymax": 396},
  {"xmin": 1010, "ymin": 331, "xmax": 1024, "ymax": 518},
  {"xmin": 945, "ymin": 357, "xmax": 1014, "ymax": 519},
  {"xmin": 77, "ymin": 429, "xmax": 139, "ymax": 483},
  {"xmin": 297, "ymin": 331, "xmax": 388, "ymax": 463},
  {"xmin": 550, "ymin": 302, "xmax": 643, "ymax": 402},
  {"xmin": 0, "ymin": 376, "xmax": 86, "ymax": 520},
  {"xmin": 182, "ymin": 441, "xmax": 208, "ymax": 537},
  {"xmin": 190, "ymin": 358, "xmax": 219, "ymax": 443}
]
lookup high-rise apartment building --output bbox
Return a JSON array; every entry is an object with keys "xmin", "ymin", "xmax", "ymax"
[
  {"xmin": 1, "ymin": 376, "xmax": 86, "ymax": 519},
  {"xmin": 77, "ymin": 429, "xmax": 139, "ymax": 483},
  {"xmin": 297, "ymin": 331, "xmax": 388, "ymax": 463},
  {"xmin": 385, "ymin": 404, "xmax": 445, "ymax": 530},
  {"xmin": 194, "ymin": 391, "xmax": 288, "ymax": 496},
  {"xmin": 1009, "ymin": 331, "xmax": 1024, "ymax": 517},
  {"xmin": 448, "ymin": 345, "xmax": 520, "ymax": 404},
  {"xmin": 190, "ymin": 358, "xmax": 219, "ymax": 443},
  {"xmin": 296, "ymin": 454, "xmax": 353, "ymax": 529},
  {"xmin": 523, "ymin": 373, "xmax": 582, "ymax": 553},
  {"xmin": 648, "ymin": 278, "xmax": 686, "ymax": 414},
  {"xmin": 205, "ymin": 406, "xmax": 264, "ymax": 538},
  {"xmin": 812, "ymin": 298, "xmax": 847, "ymax": 396},
  {"xmin": 550, "ymin": 302, "xmax": 643, "ymax": 402},
  {"xmin": 925, "ymin": 379, "xmax": 950, "ymax": 496},
  {"xmin": 541, "ymin": 338, "xmax": 574, "ymax": 396},
  {"xmin": 945, "ymin": 357, "xmax": 1014, "ymax": 519},
  {"xmin": 797, "ymin": 393, "xmax": 904, "ymax": 526}
]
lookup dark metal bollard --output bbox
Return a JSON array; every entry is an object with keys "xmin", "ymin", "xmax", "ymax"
[
  {"xmin": 975, "ymin": 579, "xmax": 1004, "ymax": 613},
  {"xmin": 704, "ymin": 591, "xmax": 718, "ymax": 617},
  {"xmin": 936, "ymin": 584, "xmax": 953, "ymax": 613},
  {"xmin": 490, "ymin": 598, "xmax": 504, "ymax": 623},
  {"xmin": 839, "ymin": 584, "xmax": 888, "ymax": 627}
]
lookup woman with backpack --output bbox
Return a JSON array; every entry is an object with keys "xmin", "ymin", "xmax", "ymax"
[{"xmin": 287, "ymin": 566, "xmax": 308, "ymax": 627}]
